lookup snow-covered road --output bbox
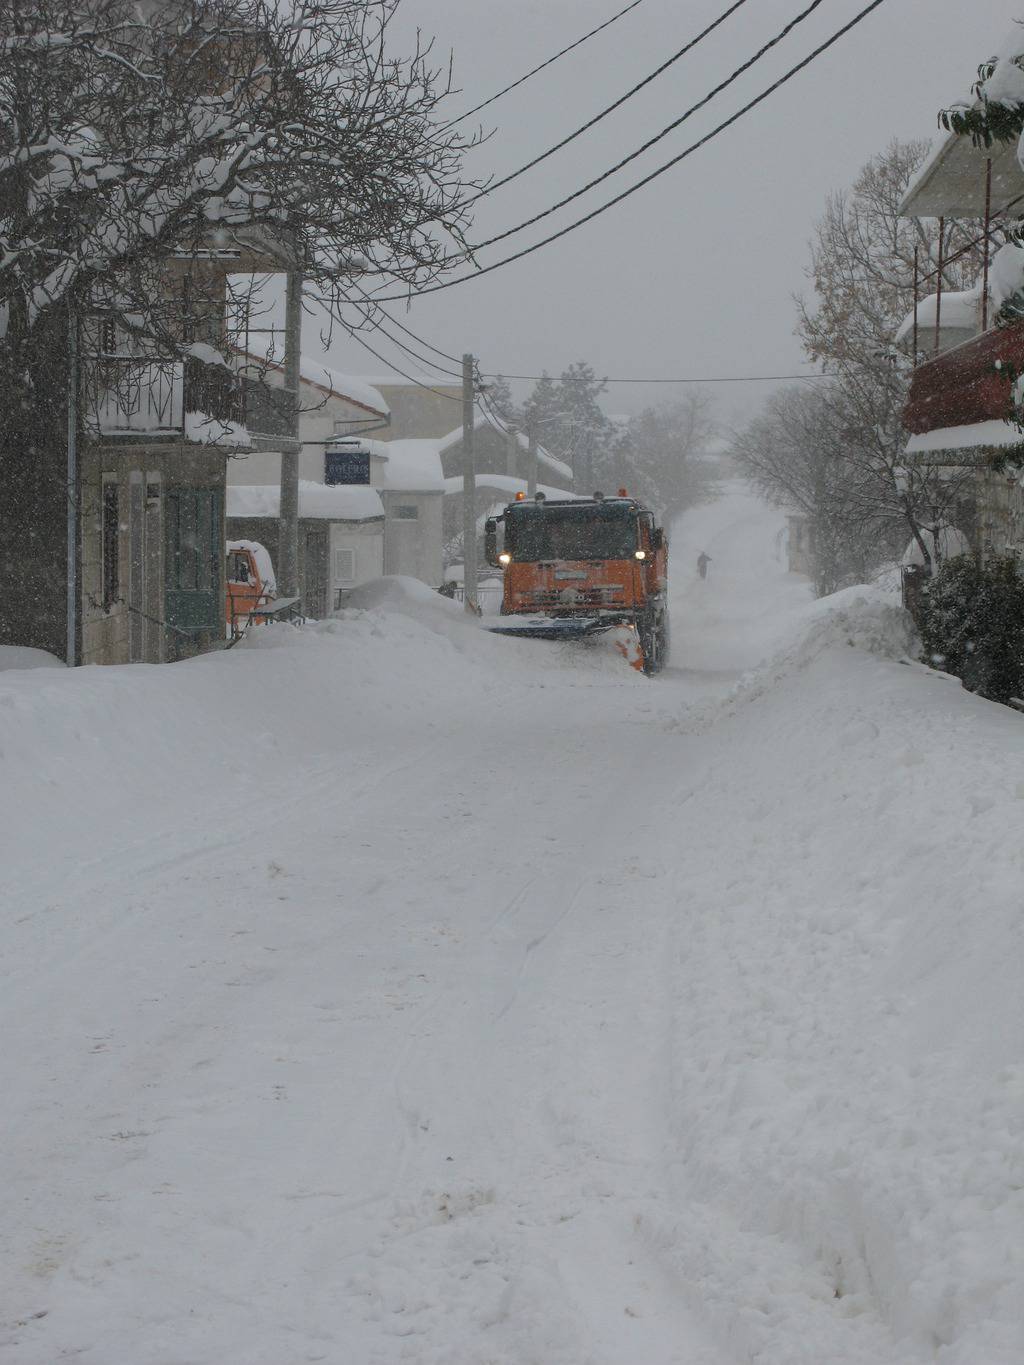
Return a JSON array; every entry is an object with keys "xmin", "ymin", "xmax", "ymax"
[{"xmin": 2, "ymin": 490, "xmax": 1023, "ymax": 1364}]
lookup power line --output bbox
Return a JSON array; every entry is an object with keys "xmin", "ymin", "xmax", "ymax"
[
  {"xmin": 359, "ymin": 296, "xmax": 463, "ymax": 368},
  {"xmin": 334, "ymin": 317, "xmax": 463, "ymax": 401},
  {"xmin": 481, "ymin": 371, "xmax": 832, "ymax": 385},
  {"xmin": 470, "ymin": 0, "xmax": 825, "ymax": 251},
  {"xmin": 468, "ymin": 0, "xmax": 753, "ymax": 207},
  {"xmin": 316, "ymin": 289, "xmax": 833, "ymax": 388},
  {"xmin": 439, "ymin": 0, "xmax": 647, "ymax": 131},
  {"xmin": 345, "ymin": 296, "xmax": 464, "ymax": 379},
  {"xmin": 368, "ymin": 0, "xmax": 890, "ymax": 305}
]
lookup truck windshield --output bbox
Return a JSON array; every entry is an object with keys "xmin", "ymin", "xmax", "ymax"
[{"xmin": 505, "ymin": 503, "xmax": 639, "ymax": 562}]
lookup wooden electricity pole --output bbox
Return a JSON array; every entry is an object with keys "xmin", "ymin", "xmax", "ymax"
[
  {"xmin": 278, "ymin": 265, "xmax": 302, "ymax": 600},
  {"xmin": 462, "ymin": 352, "xmax": 477, "ymax": 614},
  {"xmin": 527, "ymin": 423, "xmax": 538, "ymax": 497}
]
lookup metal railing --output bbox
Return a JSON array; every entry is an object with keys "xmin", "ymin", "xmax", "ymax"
[{"xmin": 88, "ymin": 355, "xmax": 247, "ymax": 438}]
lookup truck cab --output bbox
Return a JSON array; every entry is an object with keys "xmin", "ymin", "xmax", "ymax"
[{"xmin": 484, "ymin": 492, "xmax": 669, "ymax": 673}]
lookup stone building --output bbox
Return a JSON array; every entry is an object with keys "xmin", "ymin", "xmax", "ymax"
[{"xmin": 1, "ymin": 236, "xmax": 300, "ymax": 666}]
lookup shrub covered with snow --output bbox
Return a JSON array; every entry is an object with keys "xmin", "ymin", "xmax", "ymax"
[{"xmin": 919, "ymin": 554, "xmax": 1024, "ymax": 702}]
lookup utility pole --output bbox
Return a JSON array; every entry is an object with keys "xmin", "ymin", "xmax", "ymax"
[
  {"xmin": 278, "ymin": 264, "xmax": 302, "ymax": 600},
  {"xmin": 462, "ymin": 352, "xmax": 477, "ymax": 615},
  {"xmin": 505, "ymin": 423, "xmax": 518, "ymax": 478},
  {"xmin": 527, "ymin": 422, "xmax": 538, "ymax": 498},
  {"xmin": 66, "ymin": 303, "xmax": 79, "ymax": 667}
]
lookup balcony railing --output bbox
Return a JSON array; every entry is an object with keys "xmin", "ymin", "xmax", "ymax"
[
  {"xmin": 904, "ymin": 322, "xmax": 1024, "ymax": 435},
  {"xmin": 88, "ymin": 355, "xmax": 251, "ymax": 442}
]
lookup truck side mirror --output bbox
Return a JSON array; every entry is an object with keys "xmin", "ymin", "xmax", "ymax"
[
  {"xmin": 484, "ymin": 518, "xmax": 499, "ymax": 567},
  {"xmin": 652, "ymin": 528, "xmax": 665, "ymax": 551}
]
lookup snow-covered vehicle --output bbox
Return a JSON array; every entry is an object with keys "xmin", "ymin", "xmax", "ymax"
[
  {"xmin": 484, "ymin": 490, "xmax": 669, "ymax": 673},
  {"xmin": 225, "ymin": 541, "xmax": 300, "ymax": 639}
]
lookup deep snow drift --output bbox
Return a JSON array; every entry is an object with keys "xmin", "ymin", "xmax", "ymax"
[{"xmin": 1, "ymin": 489, "xmax": 1022, "ymax": 1365}]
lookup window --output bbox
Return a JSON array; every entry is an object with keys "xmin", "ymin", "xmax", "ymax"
[
  {"xmin": 504, "ymin": 502, "xmax": 639, "ymax": 562},
  {"xmin": 333, "ymin": 547, "xmax": 356, "ymax": 585},
  {"xmin": 102, "ymin": 479, "xmax": 120, "ymax": 610},
  {"xmin": 393, "ymin": 504, "xmax": 419, "ymax": 520}
]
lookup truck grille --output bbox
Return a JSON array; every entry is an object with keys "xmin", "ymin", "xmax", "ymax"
[{"xmin": 526, "ymin": 586, "xmax": 626, "ymax": 608}]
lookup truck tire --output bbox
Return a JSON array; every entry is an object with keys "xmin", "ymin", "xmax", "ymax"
[{"xmin": 639, "ymin": 608, "xmax": 668, "ymax": 676}]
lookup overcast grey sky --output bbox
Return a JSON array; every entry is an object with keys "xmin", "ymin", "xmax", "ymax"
[{"xmin": 320, "ymin": 0, "xmax": 1024, "ymax": 425}]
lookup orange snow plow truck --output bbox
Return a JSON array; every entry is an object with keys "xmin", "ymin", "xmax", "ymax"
[{"xmin": 484, "ymin": 490, "xmax": 669, "ymax": 674}]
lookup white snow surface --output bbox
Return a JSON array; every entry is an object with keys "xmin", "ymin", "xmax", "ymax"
[
  {"xmin": 444, "ymin": 472, "xmax": 580, "ymax": 501},
  {"xmin": 437, "ymin": 410, "xmax": 573, "ymax": 483},
  {"xmin": 0, "ymin": 644, "xmax": 63, "ymax": 671},
  {"xmin": 894, "ymin": 286, "xmax": 981, "ymax": 342},
  {"xmin": 233, "ymin": 349, "xmax": 390, "ymax": 417},
  {"xmin": 905, "ymin": 418, "xmax": 1024, "ymax": 453},
  {"xmin": 988, "ymin": 242, "xmax": 1024, "ymax": 310},
  {"xmin": 377, "ymin": 438, "xmax": 446, "ymax": 492},
  {"xmin": 2, "ymin": 488, "xmax": 1023, "ymax": 1364},
  {"xmin": 227, "ymin": 481, "xmax": 384, "ymax": 521},
  {"xmin": 183, "ymin": 410, "xmax": 252, "ymax": 448}
]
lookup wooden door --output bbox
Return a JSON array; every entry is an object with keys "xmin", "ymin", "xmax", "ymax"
[{"xmin": 164, "ymin": 487, "xmax": 223, "ymax": 656}]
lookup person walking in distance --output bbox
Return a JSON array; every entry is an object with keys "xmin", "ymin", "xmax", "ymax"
[{"xmin": 697, "ymin": 551, "xmax": 711, "ymax": 580}]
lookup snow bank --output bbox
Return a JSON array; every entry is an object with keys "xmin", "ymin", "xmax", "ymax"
[
  {"xmin": 654, "ymin": 639, "xmax": 1024, "ymax": 1365},
  {"xmin": 682, "ymin": 583, "xmax": 917, "ymax": 728},
  {"xmin": 0, "ymin": 644, "xmax": 63, "ymax": 671}
]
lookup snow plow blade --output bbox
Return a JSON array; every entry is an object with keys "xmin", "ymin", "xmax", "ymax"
[{"xmin": 486, "ymin": 615, "xmax": 612, "ymax": 641}]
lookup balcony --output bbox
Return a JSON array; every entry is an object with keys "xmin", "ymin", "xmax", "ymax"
[
  {"xmin": 904, "ymin": 323, "xmax": 1024, "ymax": 436},
  {"xmin": 88, "ymin": 355, "xmax": 268, "ymax": 446}
]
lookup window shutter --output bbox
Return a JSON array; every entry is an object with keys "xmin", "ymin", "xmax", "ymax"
[{"xmin": 333, "ymin": 547, "xmax": 356, "ymax": 585}]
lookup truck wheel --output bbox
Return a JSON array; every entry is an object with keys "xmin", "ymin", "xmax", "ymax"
[{"xmin": 640, "ymin": 610, "xmax": 666, "ymax": 676}]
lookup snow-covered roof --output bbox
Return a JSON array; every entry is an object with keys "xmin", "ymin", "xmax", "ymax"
[
  {"xmin": 436, "ymin": 411, "xmax": 572, "ymax": 483},
  {"xmin": 234, "ymin": 349, "xmax": 389, "ymax": 416},
  {"xmin": 905, "ymin": 419, "xmax": 1024, "ymax": 454},
  {"xmin": 350, "ymin": 372, "xmax": 461, "ymax": 391},
  {"xmin": 901, "ymin": 27, "xmax": 1024, "ymax": 218},
  {"xmin": 444, "ymin": 474, "xmax": 581, "ymax": 501},
  {"xmin": 895, "ymin": 287, "xmax": 982, "ymax": 343},
  {"xmin": 228, "ymin": 482, "xmax": 385, "ymax": 522},
  {"xmin": 378, "ymin": 438, "xmax": 445, "ymax": 492}
]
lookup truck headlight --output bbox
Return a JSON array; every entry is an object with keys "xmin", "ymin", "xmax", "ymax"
[
  {"xmin": 634, "ymin": 549, "xmax": 646, "ymax": 560},
  {"xmin": 498, "ymin": 552, "xmax": 511, "ymax": 565}
]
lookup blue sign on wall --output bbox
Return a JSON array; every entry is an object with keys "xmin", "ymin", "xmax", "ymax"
[{"xmin": 325, "ymin": 449, "xmax": 371, "ymax": 485}]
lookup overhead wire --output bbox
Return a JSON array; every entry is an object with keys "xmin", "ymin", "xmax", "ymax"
[
  {"xmin": 439, "ymin": 0, "xmax": 647, "ymax": 131},
  {"xmin": 367, "ymin": 0, "xmax": 891, "ymax": 304},
  {"xmin": 318, "ymin": 288, "xmax": 834, "ymax": 387},
  {"xmin": 470, "ymin": 0, "xmax": 826, "ymax": 251},
  {"xmin": 346, "ymin": 286, "xmax": 466, "ymax": 371},
  {"xmin": 334, "ymin": 316, "xmax": 463, "ymax": 401},
  {"xmin": 467, "ymin": 0, "xmax": 753, "ymax": 207},
  {"xmin": 346, "ymin": 298, "xmax": 464, "ymax": 379},
  {"xmin": 312, "ymin": 285, "xmax": 834, "ymax": 388},
  {"xmin": 480, "ymin": 370, "xmax": 832, "ymax": 384}
]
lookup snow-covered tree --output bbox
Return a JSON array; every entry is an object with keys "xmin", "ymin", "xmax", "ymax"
[
  {"xmin": 516, "ymin": 363, "xmax": 611, "ymax": 490},
  {"xmin": 939, "ymin": 28, "xmax": 1024, "ymax": 156},
  {"xmin": 0, "ymin": 0, "xmax": 477, "ymax": 418},
  {"xmin": 610, "ymin": 392, "xmax": 716, "ymax": 520},
  {"xmin": 794, "ymin": 139, "xmax": 982, "ymax": 573},
  {"xmin": 729, "ymin": 385, "xmax": 890, "ymax": 597}
]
